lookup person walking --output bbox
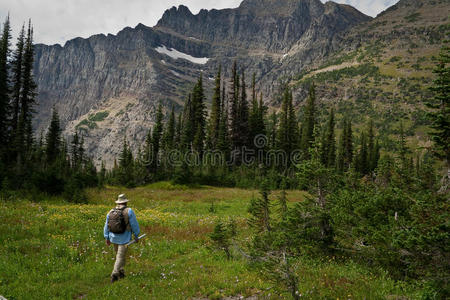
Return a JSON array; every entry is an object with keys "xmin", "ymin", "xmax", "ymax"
[{"xmin": 104, "ymin": 194, "xmax": 140, "ymax": 283}]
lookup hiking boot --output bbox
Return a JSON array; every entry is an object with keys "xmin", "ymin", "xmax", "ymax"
[
  {"xmin": 111, "ymin": 274, "xmax": 119, "ymax": 283},
  {"xmin": 119, "ymin": 270, "xmax": 125, "ymax": 279}
]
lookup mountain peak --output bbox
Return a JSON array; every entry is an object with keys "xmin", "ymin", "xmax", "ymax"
[{"xmin": 238, "ymin": 0, "xmax": 324, "ymax": 16}]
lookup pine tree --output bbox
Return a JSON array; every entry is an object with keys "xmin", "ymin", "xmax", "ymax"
[
  {"xmin": 230, "ymin": 62, "xmax": 240, "ymax": 151},
  {"xmin": 428, "ymin": 43, "xmax": 450, "ymax": 171},
  {"xmin": 301, "ymin": 84, "xmax": 316, "ymax": 153},
  {"xmin": 248, "ymin": 179, "xmax": 271, "ymax": 232},
  {"xmin": 151, "ymin": 104, "xmax": 164, "ymax": 171},
  {"xmin": 0, "ymin": 15, "xmax": 11, "ymax": 151},
  {"xmin": 268, "ymin": 111, "xmax": 278, "ymax": 149},
  {"xmin": 344, "ymin": 117, "xmax": 353, "ymax": 169},
  {"xmin": 398, "ymin": 122, "xmax": 408, "ymax": 169},
  {"xmin": 181, "ymin": 94, "xmax": 194, "ymax": 149},
  {"xmin": 355, "ymin": 131, "xmax": 368, "ymax": 175},
  {"xmin": 367, "ymin": 120, "xmax": 380, "ymax": 172},
  {"xmin": 18, "ymin": 21, "xmax": 37, "ymax": 153},
  {"xmin": 208, "ymin": 66, "xmax": 221, "ymax": 149},
  {"xmin": 162, "ymin": 105, "xmax": 176, "ymax": 152},
  {"xmin": 217, "ymin": 87, "xmax": 230, "ymax": 154},
  {"xmin": 277, "ymin": 87, "xmax": 298, "ymax": 162},
  {"xmin": 10, "ymin": 25, "xmax": 24, "ymax": 136},
  {"xmin": 326, "ymin": 108, "xmax": 336, "ymax": 168},
  {"xmin": 45, "ymin": 108, "xmax": 62, "ymax": 164},
  {"xmin": 249, "ymin": 73, "xmax": 259, "ymax": 146},
  {"xmin": 118, "ymin": 137, "xmax": 134, "ymax": 187},
  {"xmin": 320, "ymin": 108, "xmax": 336, "ymax": 168},
  {"xmin": 71, "ymin": 131, "xmax": 80, "ymax": 168},
  {"xmin": 238, "ymin": 70, "xmax": 250, "ymax": 148},
  {"xmin": 192, "ymin": 75, "xmax": 206, "ymax": 154},
  {"xmin": 143, "ymin": 128, "xmax": 152, "ymax": 176},
  {"xmin": 175, "ymin": 112, "xmax": 182, "ymax": 146}
]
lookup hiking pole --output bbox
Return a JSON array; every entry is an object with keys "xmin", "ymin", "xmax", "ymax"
[{"xmin": 127, "ymin": 234, "xmax": 147, "ymax": 246}]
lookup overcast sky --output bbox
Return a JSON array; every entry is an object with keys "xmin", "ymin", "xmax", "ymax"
[{"xmin": 0, "ymin": 0, "xmax": 399, "ymax": 46}]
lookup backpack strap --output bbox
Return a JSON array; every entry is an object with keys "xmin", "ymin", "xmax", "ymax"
[{"xmin": 122, "ymin": 207, "xmax": 131, "ymax": 232}]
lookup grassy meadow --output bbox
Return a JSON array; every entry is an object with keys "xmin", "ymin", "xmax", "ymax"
[{"xmin": 0, "ymin": 183, "xmax": 425, "ymax": 299}]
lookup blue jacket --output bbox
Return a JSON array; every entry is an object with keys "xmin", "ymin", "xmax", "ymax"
[{"xmin": 104, "ymin": 207, "xmax": 140, "ymax": 245}]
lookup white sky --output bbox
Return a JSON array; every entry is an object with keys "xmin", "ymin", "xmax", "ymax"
[{"xmin": 0, "ymin": 0, "xmax": 399, "ymax": 46}]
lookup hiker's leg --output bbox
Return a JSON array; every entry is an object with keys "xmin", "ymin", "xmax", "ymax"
[{"xmin": 112, "ymin": 244, "xmax": 127, "ymax": 276}]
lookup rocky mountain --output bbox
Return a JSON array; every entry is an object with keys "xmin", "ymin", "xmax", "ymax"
[{"xmin": 32, "ymin": 0, "xmax": 448, "ymax": 166}]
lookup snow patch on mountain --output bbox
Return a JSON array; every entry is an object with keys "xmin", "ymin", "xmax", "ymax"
[{"xmin": 155, "ymin": 45, "xmax": 209, "ymax": 65}]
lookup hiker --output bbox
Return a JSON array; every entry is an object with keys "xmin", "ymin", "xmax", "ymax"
[{"xmin": 104, "ymin": 194, "xmax": 140, "ymax": 283}]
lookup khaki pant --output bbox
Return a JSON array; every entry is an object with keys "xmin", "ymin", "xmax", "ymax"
[{"xmin": 112, "ymin": 244, "xmax": 128, "ymax": 277}]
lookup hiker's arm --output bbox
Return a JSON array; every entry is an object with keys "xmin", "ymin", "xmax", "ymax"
[
  {"xmin": 128, "ymin": 209, "xmax": 140, "ymax": 239},
  {"xmin": 104, "ymin": 214, "xmax": 110, "ymax": 245}
]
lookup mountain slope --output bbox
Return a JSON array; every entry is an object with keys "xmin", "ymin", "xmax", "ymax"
[
  {"xmin": 32, "ymin": 0, "xmax": 449, "ymax": 166},
  {"xmin": 33, "ymin": 0, "xmax": 371, "ymax": 166},
  {"xmin": 287, "ymin": 0, "xmax": 449, "ymax": 152}
]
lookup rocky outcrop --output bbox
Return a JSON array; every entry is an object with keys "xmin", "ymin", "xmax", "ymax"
[{"xmin": 33, "ymin": 0, "xmax": 373, "ymax": 166}]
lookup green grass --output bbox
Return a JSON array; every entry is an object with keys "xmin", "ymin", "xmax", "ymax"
[{"xmin": 0, "ymin": 184, "xmax": 424, "ymax": 299}]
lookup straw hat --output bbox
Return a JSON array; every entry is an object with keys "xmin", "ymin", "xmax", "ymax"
[{"xmin": 115, "ymin": 194, "xmax": 129, "ymax": 204}]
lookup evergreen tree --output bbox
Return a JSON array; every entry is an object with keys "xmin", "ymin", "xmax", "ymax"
[
  {"xmin": 162, "ymin": 105, "xmax": 176, "ymax": 152},
  {"xmin": 398, "ymin": 122, "xmax": 409, "ymax": 169},
  {"xmin": 300, "ymin": 84, "xmax": 316, "ymax": 153},
  {"xmin": 230, "ymin": 62, "xmax": 240, "ymax": 151},
  {"xmin": 217, "ymin": 87, "xmax": 230, "ymax": 154},
  {"xmin": 320, "ymin": 108, "xmax": 336, "ymax": 168},
  {"xmin": 192, "ymin": 75, "xmax": 206, "ymax": 154},
  {"xmin": 0, "ymin": 15, "xmax": 11, "ymax": 151},
  {"xmin": 118, "ymin": 137, "xmax": 134, "ymax": 187},
  {"xmin": 151, "ymin": 104, "xmax": 164, "ymax": 171},
  {"xmin": 238, "ymin": 70, "xmax": 250, "ymax": 148},
  {"xmin": 10, "ymin": 25, "xmax": 24, "ymax": 136},
  {"xmin": 19, "ymin": 21, "xmax": 37, "ymax": 152},
  {"xmin": 355, "ymin": 131, "xmax": 368, "ymax": 175},
  {"xmin": 248, "ymin": 179, "xmax": 271, "ymax": 232},
  {"xmin": 343, "ymin": 117, "xmax": 353, "ymax": 170},
  {"xmin": 428, "ymin": 43, "xmax": 450, "ymax": 171},
  {"xmin": 181, "ymin": 94, "xmax": 194, "ymax": 149},
  {"xmin": 208, "ymin": 66, "xmax": 221, "ymax": 149},
  {"xmin": 175, "ymin": 112, "xmax": 182, "ymax": 146},
  {"xmin": 277, "ymin": 87, "xmax": 298, "ymax": 163},
  {"xmin": 45, "ymin": 108, "xmax": 62, "ymax": 164},
  {"xmin": 367, "ymin": 120, "xmax": 376, "ymax": 172},
  {"xmin": 71, "ymin": 131, "xmax": 80, "ymax": 169},
  {"xmin": 268, "ymin": 111, "xmax": 278, "ymax": 149}
]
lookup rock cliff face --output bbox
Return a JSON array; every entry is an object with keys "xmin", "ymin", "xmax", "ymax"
[{"xmin": 33, "ymin": 0, "xmax": 373, "ymax": 166}]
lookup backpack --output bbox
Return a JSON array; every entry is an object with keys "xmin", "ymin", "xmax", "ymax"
[{"xmin": 108, "ymin": 207, "xmax": 129, "ymax": 234}]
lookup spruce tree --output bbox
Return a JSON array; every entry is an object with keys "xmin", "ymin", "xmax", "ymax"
[
  {"xmin": 151, "ymin": 104, "xmax": 164, "ymax": 171},
  {"xmin": 181, "ymin": 94, "xmax": 194, "ymax": 149},
  {"xmin": 301, "ymin": 84, "xmax": 316, "ymax": 153},
  {"xmin": 343, "ymin": 117, "xmax": 353, "ymax": 169},
  {"xmin": 238, "ymin": 70, "xmax": 250, "ymax": 148},
  {"xmin": 208, "ymin": 66, "xmax": 221, "ymax": 149},
  {"xmin": 356, "ymin": 131, "xmax": 368, "ymax": 175},
  {"xmin": 45, "ymin": 108, "xmax": 62, "ymax": 164},
  {"xmin": 19, "ymin": 21, "xmax": 37, "ymax": 152},
  {"xmin": 162, "ymin": 105, "xmax": 175, "ymax": 152},
  {"xmin": 326, "ymin": 108, "xmax": 336, "ymax": 168},
  {"xmin": 320, "ymin": 108, "xmax": 336, "ymax": 168},
  {"xmin": 10, "ymin": 25, "xmax": 24, "ymax": 135},
  {"xmin": 277, "ymin": 87, "xmax": 298, "ymax": 163},
  {"xmin": 268, "ymin": 111, "xmax": 278, "ymax": 149},
  {"xmin": 192, "ymin": 75, "xmax": 206, "ymax": 154},
  {"xmin": 367, "ymin": 120, "xmax": 375, "ymax": 172},
  {"xmin": 428, "ymin": 43, "xmax": 450, "ymax": 171},
  {"xmin": 230, "ymin": 62, "xmax": 240, "ymax": 151},
  {"xmin": 0, "ymin": 15, "xmax": 11, "ymax": 151},
  {"xmin": 217, "ymin": 88, "xmax": 230, "ymax": 155}
]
